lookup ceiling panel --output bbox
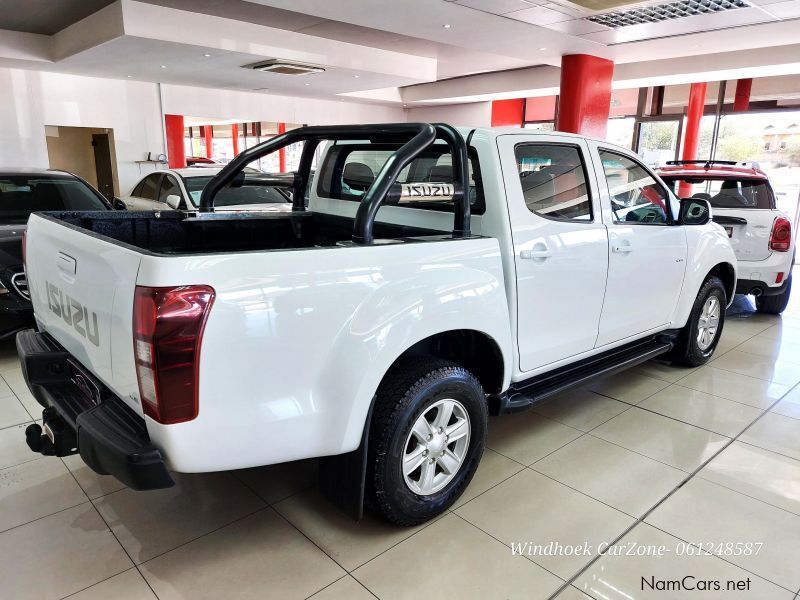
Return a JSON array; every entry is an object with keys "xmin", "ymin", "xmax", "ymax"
[
  {"xmin": 506, "ymin": 5, "xmax": 575, "ymax": 24},
  {"xmin": 0, "ymin": 0, "xmax": 115, "ymax": 35},
  {"xmin": 761, "ymin": 0, "xmax": 800, "ymax": 18},
  {"xmin": 546, "ymin": 17, "xmax": 610, "ymax": 33},
  {"xmin": 454, "ymin": 0, "xmax": 537, "ymax": 14}
]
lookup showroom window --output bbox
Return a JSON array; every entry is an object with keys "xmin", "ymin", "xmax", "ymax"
[
  {"xmin": 513, "ymin": 144, "xmax": 592, "ymax": 221},
  {"xmin": 316, "ymin": 143, "xmax": 485, "ymax": 214},
  {"xmin": 599, "ymin": 149, "xmax": 670, "ymax": 224}
]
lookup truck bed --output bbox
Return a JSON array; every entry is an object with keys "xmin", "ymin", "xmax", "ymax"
[{"xmin": 40, "ymin": 210, "xmax": 445, "ymax": 255}]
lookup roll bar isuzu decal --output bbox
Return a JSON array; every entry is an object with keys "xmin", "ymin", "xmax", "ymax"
[{"xmin": 198, "ymin": 123, "xmax": 471, "ymax": 245}]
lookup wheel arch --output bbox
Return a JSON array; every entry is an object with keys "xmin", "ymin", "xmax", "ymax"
[{"xmin": 707, "ymin": 261, "xmax": 736, "ymax": 305}]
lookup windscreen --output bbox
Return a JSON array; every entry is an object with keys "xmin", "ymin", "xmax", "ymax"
[
  {"xmin": 183, "ymin": 176, "xmax": 290, "ymax": 207},
  {"xmin": 661, "ymin": 177, "xmax": 774, "ymax": 209},
  {"xmin": 0, "ymin": 176, "xmax": 108, "ymax": 223}
]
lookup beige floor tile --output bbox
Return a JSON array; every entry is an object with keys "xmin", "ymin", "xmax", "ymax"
[
  {"xmin": 772, "ymin": 384, "xmax": 800, "ymax": 420},
  {"xmin": 456, "ymin": 469, "xmax": 633, "ymax": 580},
  {"xmin": 62, "ymin": 454, "xmax": 126, "ymax": 500},
  {"xmin": 532, "ymin": 435, "xmax": 685, "ymax": 518},
  {"xmin": 586, "ymin": 372, "xmax": 671, "ymax": 404},
  {"xmin": 453, "ymin": 447, "xmax": 525, "ymax": 509},
  {"xmin": 633, "ymin": 359, "xmax": 699, "ymax": 383},
  {"xmin": 711, "ymin": 350, "xmax": 800, "ymax": 386},
  {"xmin": 646, "ymin": 478, "xmax": 800, "ymax": 591},
  {"xmin": 140, "ymin": 508, "xmax": 345, "ymax": 600},
  {"xmin": 639, "ymin": 385, "xmax": 763, "ymax": 437},
  {"xmin": 0, "ymin": 394, "xmax": 30, "ymax": 428},
  {"xmin": 699, "ymin": 441, "xmax": 800, "ymax": 516},
  {"xmin": 275, "ymin": 488, "xmax": 436, "ymax": 571},
  {"xmin": 0, "ymin": 457, "xmax": 87, "ymax": 532},
  {"xmin": 724, "ymin": 315, "xmax": 779, "ymax": 338},
  {"xmin": 0, "ymin": 374, "xmax": 15, "ymax": 398},
  {"xmin": 554, "ymin": 586, "xmax": 594, "ymax": 599},
  {"xmin": 591, "ymin": 407, "xmax": 729, "ymax": 471},
  {"xmin": 487, "ymin": 411, "xmax": 582, "ymax": 465},
  {"xmin": 69, "ymin": 569, "xmax": 157, "ymax": 600},
  {"xmin": 354, "ymin": 513, "xmax": 564, "ymax": 600},
  {"xmin": 735, "ymin": 336, "xmax": 800, "ymax": 364},
  {"xmin": 94, "ymin": 472, "xmax": 265, "ymax": 563},
  {"xmin": 233, "ymin": 458, "xmax": 318, "ymax": 505},
  {"xmin": 0, "ymin": 421, "xmax": 39, "ymax": 469},
  {"xmin": 532, "ymin": 388, "xmax": 629, "ymax": 432},
  {"xmin": 0, "ymin": 503, "xmax": 132, "ymax": 600},
  {"xmin": 573, "ymin": 522, "xmax": 793, "ymax": 599},
  {"xmin": 14, "ymin": 389, "xmax": 41, "ymax": 419},
  {"xmin": 2, "ymin": 370, "xmax": 33, "ymax": 397},
  {"xmin": 308, "ymin": 576, "xmax": 374, "ymax": 600},
  {"xmin": 676, "ymin": 365, "xmax": 790, "ymax": 408},
  {"xmin": 757, "ymin": 320, "xmax": 800, "ymax": 343},
  {"xmin": 739, "ymin": 412, "xmax": 800, "ymax": 461}
]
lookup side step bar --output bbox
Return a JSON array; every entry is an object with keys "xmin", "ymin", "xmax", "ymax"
[{"xmin": 492, "ymin": 334, "xmax": 677, "ymax": 415}]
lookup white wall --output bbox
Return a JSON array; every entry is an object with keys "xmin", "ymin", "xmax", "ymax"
[{"xmin": 405, "ymin": 102, "xmax": 492, "ymax": 127}]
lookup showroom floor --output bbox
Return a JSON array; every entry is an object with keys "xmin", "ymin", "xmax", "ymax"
[{"xmin": 1, "ymin": 272, "xmax": 799, "ymax": 600}]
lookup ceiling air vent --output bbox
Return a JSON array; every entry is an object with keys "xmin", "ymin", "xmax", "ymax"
[
  {"xmin": 587, "ymin": 0, "xmax": 750, "ymax": 28},
  {"xmin": 243, "ymin": 59, "xmax": 325, "ymax": 75}
]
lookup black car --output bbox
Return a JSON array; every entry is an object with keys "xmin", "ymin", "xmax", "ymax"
[{"xmin": 0, "ymin": 169, "xmax": 112, "ymax": 338}]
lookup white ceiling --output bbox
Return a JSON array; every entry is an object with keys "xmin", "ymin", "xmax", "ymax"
[{"xmin": 0, "ymin": 0, "xmax": 798, "ymax": 107}]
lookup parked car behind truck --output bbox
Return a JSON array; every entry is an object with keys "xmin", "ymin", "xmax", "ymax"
[{"xmin": 18, "ymin": 123, "xmax": 736, "ymax": 525}]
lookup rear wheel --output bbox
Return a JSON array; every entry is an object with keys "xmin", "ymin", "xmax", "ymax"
[
  {"xmin": 366, "ymin": 358, "xmax": 486, "ymax": 526},
  {"xmin": 671, "ymin": 276, "xmax": 727, "ymax": 367},
  {"xmin": 756, "ymin": 273, "xmax": 792, "ymax": 315}
]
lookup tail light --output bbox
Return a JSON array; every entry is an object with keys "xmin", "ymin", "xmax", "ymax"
[
  {"xmin": 133, "ymin": 285, "xmax": 215, "ymax": 424},
  {"xmin": 769, "ymin": 217, "xmax": 792, "ymax": 252}
]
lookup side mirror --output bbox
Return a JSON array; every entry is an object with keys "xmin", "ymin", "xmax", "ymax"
[
  {"xmin": 679, "ymin": 197, "xmax": 711, "ymax": 226},
  {"xmin": 112, "ymin": 197, "xmax": 127, "ymax": 210},
  {"xmin": 165, "ymin": 194, "xmax": 182, "ymax": 210}
]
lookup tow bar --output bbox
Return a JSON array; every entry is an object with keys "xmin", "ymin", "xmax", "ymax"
[{"xmin": 25, "ymin": 406, "xmax": 78, "ymax": 457}]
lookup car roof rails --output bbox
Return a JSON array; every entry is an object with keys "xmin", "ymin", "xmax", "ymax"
[{"xmin": 664, "ymin": 159, "xmax": 738, "ymax": 168}]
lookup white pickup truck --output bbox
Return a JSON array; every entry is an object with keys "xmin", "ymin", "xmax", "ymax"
[{"xmin": 18, "ymin": 123, "xmax": 736, "ymax": 525}]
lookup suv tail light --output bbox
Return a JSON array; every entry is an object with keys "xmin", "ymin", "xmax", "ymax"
[
  {"xmin": 769, "ymin": 217, "xmax": 792, "ymax": 252},
  {"xmin": 133, "ymin": 285, "xmax": 215, "ymax": 424}
]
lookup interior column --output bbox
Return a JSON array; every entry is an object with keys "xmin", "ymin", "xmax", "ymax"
[
  {"xmin": 231, "ymin": 123, "xmax": 240, "ymax": 156},
  {"xmin": 734, "ymin": 78, "xmax": 752, "ymax": 111},
  {"xmin": 164, "ymin": 114, "xmax": 187, "ymax": 169},
  {"xmin": 490, "ymin": 99, "xmax": 525, "ymax": 127},
  {"xmin": 678, "ymin": 82, "xmax": 708, "ymax": 197},
  {"xmin": 278, "ymin": 122, "xmax": 286, "ymax": 172},
  {"xmin": 555, "ymin": 54, "xmax": 614, "ymax": 138}
]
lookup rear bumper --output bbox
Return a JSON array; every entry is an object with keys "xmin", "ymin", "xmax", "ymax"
[
  {"xmin": 736, "ymin": 274, "xmax": 791, "ymax": 297},
  {"xmin": 16, "ymin": 329, "xmax": 173, "ymax": 490},
  {"xmin": 736, "ymin": 252, "xmax": 794, "ymax": 294}
]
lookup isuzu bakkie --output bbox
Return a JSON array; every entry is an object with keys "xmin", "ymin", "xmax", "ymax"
[{"xmin": 18, "ymin": 123, "xmax": 736, "ymax": 525}]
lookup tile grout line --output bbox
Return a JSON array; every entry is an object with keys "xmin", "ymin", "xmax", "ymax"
[{"xmin": 546, "ymin": 376, "xmax": 800, "ymax": 600}]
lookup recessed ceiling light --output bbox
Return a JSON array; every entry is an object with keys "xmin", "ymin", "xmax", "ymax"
[
  {"xmin": 304, "ymin": 82, "xmax": 311, "ymax": 86},
  {"xmin": 539, "ymin": 47, "xmax": 547, "ymax": 51},
  {"xmin": 160, "ymin": 65, "xmax": 167, "ymax": 69},
  {"xmin": 443, "ymin": 23, "xmax": 452, "ymax": 28},
  {"xmin": 203, "ymin": 53, "xmax": 211, "ymax": 57},
  {"xmin": 126, "ymin": 75, "xmax": 133, "ymax": 78},
  {"xmin": 353, "ymin": 75, "xmax": 360, "ymax": 78}
]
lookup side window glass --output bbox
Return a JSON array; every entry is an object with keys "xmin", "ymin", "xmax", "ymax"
[
  {"xmin": 513, "ymin": 144, "xmax": 592, "ymax": 221},
  {"xmin": 132, "ymin": 180, "xmax": 145, "ymax": 197},
  {"xmin": 139, "ymin": 174, "xmax": 159, "ymax": 201},
  {"xmin": 599, "ymin": 150, "xmax": 668, "ymax": 224},
  {"xmin": 158, "ymin": 175, "xmax": 181, "ymax": 204}
]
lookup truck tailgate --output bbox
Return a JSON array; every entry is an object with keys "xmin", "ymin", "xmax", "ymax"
[{"xmin": 25, "ymin": 214, "xmax": 143, "ymax": 413}]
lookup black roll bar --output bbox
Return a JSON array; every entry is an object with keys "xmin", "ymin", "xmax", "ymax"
[{"xmin": 198, "ymin": 122, "xmax": 471, "ymax": 244}]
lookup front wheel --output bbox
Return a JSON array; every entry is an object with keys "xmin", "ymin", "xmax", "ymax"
[
  {"xmin": 756, "ymin": 273, "xmax": 792, "ymax": 315},
  {"xmin": 367, "ymin": 358, "xmax": 487, "ymax": 526},
  {"xmin": 671, "ymin": 276, "xmax": 727, "ymax": 367}
]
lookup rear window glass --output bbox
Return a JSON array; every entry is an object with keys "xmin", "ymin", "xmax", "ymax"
[
  {"xmin": 661, "ymin": 177, "xmax": 774, "ymax": 209},
  {"xmin": 183, "ymin": 176, "xmax": 290, "ymax": 207},
  {"xmin": 0, "ymin": 176, "xmax": 107, "ymax": 223},
  {"xmin": 315, "ymin": 143, "xmax": 485, "ymax": 215}
]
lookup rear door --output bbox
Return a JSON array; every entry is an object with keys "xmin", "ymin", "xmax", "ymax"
[
  {"xmin": 25, "ymin": 214, "xmax": 143, "ymax": 411},
  {"xmin": 497, "ymin": 134, "xmax": 609, "ymax": 372},
  {"xmin": 126, "ymin": 173, "xmax": 161, "ymax": 210}
]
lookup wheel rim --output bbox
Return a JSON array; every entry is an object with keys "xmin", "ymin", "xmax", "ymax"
[
  {"xmin": 697, "ymin": 295, "xmax": 721, "ymax": 351},
  {"xmin": 402, "ymin": 398, "xmax": 471, "ymax": 496}
]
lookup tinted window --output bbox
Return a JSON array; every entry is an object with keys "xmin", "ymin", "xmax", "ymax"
[
  {"xmin": 182, "ymin": 176, "xmax": 289, "ymax": 207},
  {"xmin": 514, "ymin": 144, "xmax": 592, "ymax": 221},
  {"xmin": 137, "ymin": 174, "xmax": 160, "ymax": 200},
  {"xmin": 158, "ymin": 175, "xmax": 182, "ymax": 205},
  {"xmin": 0, "ymin": 176, "xmax": 108, "ymax": 223},
  {"xmin": 660, "ymin": 177, "xmax": 773, "ymax": 209},
  {"xmin": 316, "ymin": 143, "xmax": 485, "ymax": 215},
  {"xmin": 599, "ymin": 150, "xmax": 669, "ymax": 224}
]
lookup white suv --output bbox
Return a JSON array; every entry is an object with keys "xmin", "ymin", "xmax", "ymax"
[{"xmin": 659, "ymin": 160, "xmax": 794, "ymax": 314}]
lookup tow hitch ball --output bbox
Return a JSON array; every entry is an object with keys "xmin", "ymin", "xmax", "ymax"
[{"xmin": 25, "ymin": 407, "xmax": 78, "ymax": 457}]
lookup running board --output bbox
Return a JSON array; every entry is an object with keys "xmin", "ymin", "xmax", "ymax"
[{"xmin": 492, "ymin": 334, "xmax": 677, "ymax": 415}]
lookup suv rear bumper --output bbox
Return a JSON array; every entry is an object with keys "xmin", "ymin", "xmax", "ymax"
[
  {"xmin": 736, "ymin": 274, "xmax": 791, "ymax": 297},
  {"xmin": 16, "ymin": 329, "xmax": 173, "ymax": 490}
]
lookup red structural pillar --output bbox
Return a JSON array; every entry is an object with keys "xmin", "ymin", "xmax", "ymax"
[
  {"xmin": 231, "ymin": 123, "xmax": 240, "ymax": 156},
  {"xmin": 164, "ymin": 114, "xmax": 186, "ymax": 169},
  {"xmin": 277, "ymin": 122, "xmax": 286, "ymax": 172},
  {"xmin": 491, "ymin": 99, "xmax": 525, "ymax": 127},
  {"xmin": 734, "ymin": 78, "xmax": 752, "ymax": 112},
  {"xmin": 678, "ymin": 82, "xmax": 708, "ymax": 198},
  {"xmin": 203, "ymin": 125, "xmax": 213, "ymax": 159},
  {"xmin": 555, "ymin": 54, "xmax": 614, "ymax": 138}
]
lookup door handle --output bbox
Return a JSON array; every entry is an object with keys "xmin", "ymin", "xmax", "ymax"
[
  {"xmin": 611, "ymin": 241, "xmax": 634, "ymax": 253},
  {"xmin": 520, "ymin": 246, "xmax": 552, "ymax": 260},
  {"xmin": 57, "ymin": 252, "xmax": 77, "ymax": 276}
]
